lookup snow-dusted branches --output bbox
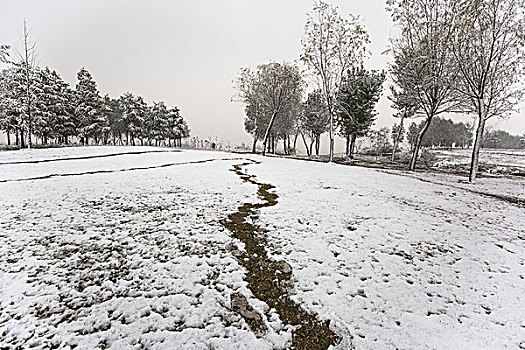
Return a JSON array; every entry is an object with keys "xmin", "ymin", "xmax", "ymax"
[{"xmin": 301, "ymin": 0, "xmax": 369, "ymax": 161}]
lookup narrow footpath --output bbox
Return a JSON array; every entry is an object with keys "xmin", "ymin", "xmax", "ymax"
[{"xmin": 222, "ymin": 160, "xmax": 340, "ymax": 350}]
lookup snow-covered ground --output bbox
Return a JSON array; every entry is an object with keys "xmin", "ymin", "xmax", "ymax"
[
  {"xmin": 1, "ymin": 147, "xmax": 523, "ymax": 349},
  {"xmin": 433, "ymin": 148, "xmax": 525, "ymax": 174}
]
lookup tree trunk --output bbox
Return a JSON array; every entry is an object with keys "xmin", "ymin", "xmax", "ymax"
[
  {"xmin": 409, "ymin": 115, "xmax": 433, "ymax": 171},
  {"xmin": 301, "ymin": 132, "xmax": 311, "ymax": 157},
  {"xmin": 6, "ymin": 131, "xmax": 10, "ymax": 145},
  {"xmin": 20, "ymin": 129, "xmax": 25, "ymax": 148},
  {"xmin": 252, "ymin": 135, "xmax": 258, "ymax": 153},
  {"xmin": 469, "ymin": 100, "xmax": 487, "ymax": 183},
  {"xmin": 392, "ymin": 112, "xmax": 406, "ymax": 162},
  {"xmin": 345, "ymin": 135, "xmax": 350, "ymax": 157},
  {"xmin": 261, "ymin": 111, "xmax": 278, "ymax": 156},
  {"xmin": 328, "ymin": 108, "xmax": 334, "ymax": 162},
  {"xmin": 293, "ymin": 132, "xmax": 299, "ymax": 154},
  {"xmin": 349, "ymin": 134, "xmax": 357, "ymax": 159},
  {"xmin": 315, "ymin": 135, "xmax": 320, "ymax": 156}
]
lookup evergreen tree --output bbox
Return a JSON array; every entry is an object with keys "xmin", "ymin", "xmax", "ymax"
[
  {"xmin": 75, "ymin": 68, "xmax": 106, "ymax": 144},
  {"xmin": 166, "ymin": 106, "xmax": 189, "ymax": 147},
  {"xmin": 149, "ymin": 101, "xmax": 169, "ymax": 146},
  {"xmin": 102, "ymin": 95, "xmax": 124, "ymax": 145},
  {"xmin": 336, "ymin": 67, "xmax": 385, "ymax": 158},
  {"xmin": 118, "ymin": 92, "xmax": 146, "ymax": 145}
]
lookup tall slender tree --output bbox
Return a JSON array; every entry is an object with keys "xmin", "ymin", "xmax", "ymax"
[
  {"xmin": 75, "ymin": 68, "xmax": 105, "ymax": 144},
  {"xmin": 18, "ymin": 20, "xmax": 38, "ymax": 148},
  {"xmin": 388, "ymin": 0, "xmax": 463, "ymax": 171},
  {"xmin": 302, "ymin": 0, "xmax": 369, "ymax": 162},
  {"xmin": 449, "ymin": 0, "xmax": 525, "ymax": 182}
]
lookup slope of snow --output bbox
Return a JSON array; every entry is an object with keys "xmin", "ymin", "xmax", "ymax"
[
  {"xmin": 1, "ymin": 147, "xmax": 523, "ymax": 349},
  {"xmin": 248, "ymin": 156, "xmax": 524, "ymax": 350},
  {"xmin": 0, "ymin": 149, "xmax": 290, "ymax": 349}
]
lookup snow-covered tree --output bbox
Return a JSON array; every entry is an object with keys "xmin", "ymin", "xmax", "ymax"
[
  {"xmin": 0, "ymin": 44, "xmax": 10, "ymax": 64},
  {"xmin": 336, "ymin": 67, "xmax": 385, "ymax": 158},
  {"xmin": 301, "ymin": 0, "xmax": 369, "ymax": 161},
  {"xmin": 118, "ymin": 92, "xmax": 147, "ymax": 145},
  {"xmin": 166, "ymin": 106, "xmax": 189, "ymax": 147},
  {"xmin": 0, "ymin": 63, "xmax": 39, "ymax": 148},
  {"xmin": 17, "ymin": 20, "xmax": 38, "ymax": 148},
  {"xmin": 388, "ymin": 0, "xmax": 463, "ymax": 170},
  {"xmin": 75, "ymin": 68, "xmax": 106, "ymax": 144},
  {"xmin": 149, "ymin": 101, "xmax": 169, "ymax": 145},
  {"xmin": 301, "ymin": 90, "xmax": 328, "ymax": 156},
  {"xmin": 449, "ymin": 0, "xmax": 525, "ymax": 182},
  {"xmin": 234, "ymin": 62, "xmax": 303, "ymax": 156}
]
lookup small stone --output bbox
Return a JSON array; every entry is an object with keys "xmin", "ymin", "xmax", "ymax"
[
  {"xmin": 277, "ymin": 261, "xmax": 292, "ymax": 274},
  {"xmin": 231, "ymin": 293, "xmax": 263, "ymax": 323}
]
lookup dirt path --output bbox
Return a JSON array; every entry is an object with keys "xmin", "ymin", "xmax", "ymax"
[
  {"xmin": 0, "ymin": 157, "xmax": 246, "ymax": 183},
  {"xmin": 0, "ymin": 149, "xmax": 179, "ymax": 165},
  {"xmin": 222, "ymin": 160, "xmax": 340, "ymax": 350}
]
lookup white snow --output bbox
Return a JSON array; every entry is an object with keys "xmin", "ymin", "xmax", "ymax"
[{"xmin": 1, "ymin": 147, "xmax": 523, "ymax": 349}]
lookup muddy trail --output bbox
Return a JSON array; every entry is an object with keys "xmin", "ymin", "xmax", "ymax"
[
  {"xmin": 0, "ymin": 149, "xmax": 180, "ymax": 166},
  {"xmin": 0, "ymin": 157, "xmax": 246, "ymax": 183},
  {"xmin": 222, "ymin": 160, "xmax": 340, "ymax": 350}
]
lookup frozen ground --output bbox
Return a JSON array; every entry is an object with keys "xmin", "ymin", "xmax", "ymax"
[
  {"xmin": 0, "ymin": 147, "xmax": 523, "ymax": 349},
  {"xmin": 433, "ymin": 148, "xmax": 525, "ymax": 175}
]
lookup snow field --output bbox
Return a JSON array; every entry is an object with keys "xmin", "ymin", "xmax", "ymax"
[
  {"xmin": 1, "ymin": 147, "xmax": 523, "ymax": 349},
  {"xmin": 0, "ymin": 149, "xmax": 291, "ymax": 349},
  {"xmin": 249, "ymin": 156, "xmax": 525, "ymax": 349}
]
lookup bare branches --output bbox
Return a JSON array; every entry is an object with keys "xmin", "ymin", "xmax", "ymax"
[
  {"xmin": 301, "ymin": 0, "xmax": 369, "ymax": 162},
  {"xmin": 233, "ymin": 62, "xmax": 303, "ymax": 155},
  {"xmin": 449, "ymin": 0, "xmax": 525, "ymax": 182}
]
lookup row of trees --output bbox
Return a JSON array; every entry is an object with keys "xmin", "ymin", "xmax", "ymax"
[
  {"xmin": 234, "ymin": 0, "xmax": 523, "ymax": 183},
  {"xmin": 0, "ymin": 25, "xmax": 189, "ymax": 148},
  {"xmin": 483, "ymin": 130, "xmax": 525, "ymax": 149},
  {"xmin": 402, "ymin": 117, "xmax": 473, "ymax": 151},
  {"xmin": 234, "ymin": 1, "xmax": 385, "ymax": 160},
  {"xmin": 388, "ymin": 0, "xmax": 524, "ymax": 182}
]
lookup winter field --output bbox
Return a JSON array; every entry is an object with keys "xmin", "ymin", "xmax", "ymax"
[
  {"xmin": 433, "ymin": 148, "xmax": 525, "ymax": 175},
  {"xmin": 0, "ymin": 146, "xmax": 524, "ymax": 349}
]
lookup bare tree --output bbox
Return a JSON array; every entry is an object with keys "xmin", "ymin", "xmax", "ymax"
[
  {"xmin": 301, "ymin": 0, "xmax": 369, "ymax": 162},
  {"xmin": 15, "ymin": 20, "xmax": 38, "ymax": 149},
  {"xmin": 449, "ymin": 0, "xmax": 525, "ymax": 182},
  {"xmin": 388, "ymin": 0, "xmax": 463, "ymax": 171}
]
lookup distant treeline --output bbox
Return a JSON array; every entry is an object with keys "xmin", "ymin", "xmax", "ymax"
[
  {"xmin": 0, "ymin": 44, "xmax": 189, "ymax": 148},
  {"xmin": 404, "ymin": 117, "xmax": 472, "ymax": 150},
  {"xmin": 401, "ymin": 117, "xmax": 524, "ymax": 150},
  {"xmin": 483, "ymin": 130, "xmax": 525, "ymax": 149}
]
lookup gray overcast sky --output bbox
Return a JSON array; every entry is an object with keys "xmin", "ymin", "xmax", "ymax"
[{"xmin": 1, "ymin": 0, "xmax": 524, "ymax": 145}]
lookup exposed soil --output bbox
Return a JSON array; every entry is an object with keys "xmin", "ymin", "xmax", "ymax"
[
  {"xmin": 0, "ymin": 157, "xmax": 245, "ymax": 183},
  {"xmin": 222, "ymin": 160, "xmax": 341, "ymax": 350},
  {"xmin": 0, "ymin": 149, "xmax": 180, "ymax": 165}
]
